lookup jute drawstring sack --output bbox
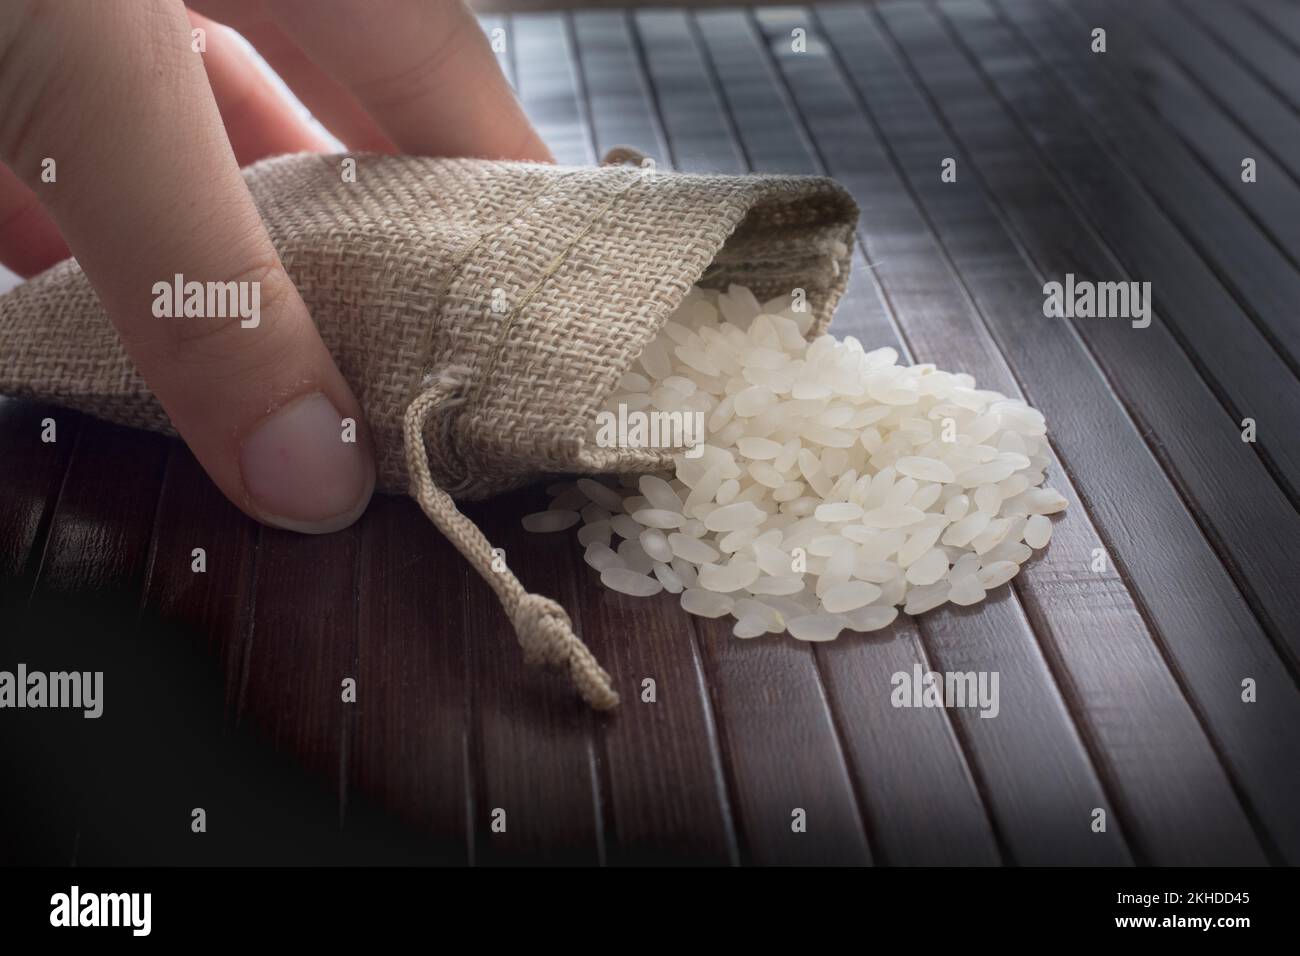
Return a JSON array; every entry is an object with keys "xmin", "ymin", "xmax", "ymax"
[{"xmin": 0, "ymin": 151, "xmax": 858, "ymax": 710}]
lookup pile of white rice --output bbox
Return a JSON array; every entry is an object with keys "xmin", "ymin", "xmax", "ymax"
[{"xmin": 524, "ymin": 284, "xmax": 1066, "ymax": 641}]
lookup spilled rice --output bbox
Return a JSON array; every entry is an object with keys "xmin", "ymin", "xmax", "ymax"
[{"xmin": 525, "ymin": 284, "xmax": 1066, "ymax": 641}]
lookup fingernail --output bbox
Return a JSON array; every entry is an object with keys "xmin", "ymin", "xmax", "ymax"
[{"xmin": 240, "ymin": 392, "xmax": 375, "ymax": 534}]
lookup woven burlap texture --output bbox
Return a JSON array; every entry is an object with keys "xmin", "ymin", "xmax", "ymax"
[{"xmin": 0, "ymin": 151, "xmax": 859, "ymax": 710}]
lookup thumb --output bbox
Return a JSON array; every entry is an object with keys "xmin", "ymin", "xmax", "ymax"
[{"xmin": 0, "ymin": 0, "xmax": 375, "ymax": 533}]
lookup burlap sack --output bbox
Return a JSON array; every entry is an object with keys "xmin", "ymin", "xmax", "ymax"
[{"xmin": 0, "ymin": 151, "xmax": 857, "ymax": 709}]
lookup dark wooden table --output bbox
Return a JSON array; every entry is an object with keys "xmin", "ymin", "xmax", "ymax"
[{"xmin": 2, "ymin": 0, "xmax": 1299, "ymax": 866}]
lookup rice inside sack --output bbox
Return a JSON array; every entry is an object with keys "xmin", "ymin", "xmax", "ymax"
[{"xmin": 528, "ymin": 284, "xmax": 1067, "ymax": 640}]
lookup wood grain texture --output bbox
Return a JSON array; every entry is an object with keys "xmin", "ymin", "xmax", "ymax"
[
  {"xmin": 1179, "ymin": 0, "xmax": 1300, "ymax": 114},
  {"xmin": 140, "ymin": 446, "xmax": 256, "ymax": 718},
  {"xmin": 1097, "ymin": 0, "xmax": 1300, "ymax": 260},
  {"xmin": 347, "ymin": 495, "xmax": 472, "ymax": 864},
  {"xmin": 0, "ymin": 401, "xmax": 79, "ymax": 865},
  {"xmin": 0, "ymin": 1, "xmax": 1296, "ymax": 866},
  {"xmin": 630, "ymin": 9, "xmax": 874, "ymax": 866},
  {"xmin": 934, "ymin": 3, "xmax": 1300, "ymax": 520},
  {"xmin": 571, "ymin": 11, "xmax": 671, "ymax": 164},
  {"xmin": 822, "ymin": 0, "xmax": 1276, "ymax": 864},
  {"xmin": 746, "ymin": 4, "xmax": 1131, "ymax": 865},
  {"xmin": 1245, "ymin": 0, "xmax": 1300, "ymax": 61},
  {"xmin": 1021, "ymin": 0, "xmax": 1300, "ymax": 485},
  {"xmin": 26, "ymin": 419, "xmax": 169, "ymax": 609},
  {"xmin": 569, "ymin": 11, "xmax": 739, "ymax": 865},
  {"xmin": 691, "ymin": 3, "xmax": 1008, "ymax": 864},
  {"xmin": 505, "ymin": 16, "xmax": 738, "ymax": 866},
  {"xmin": 1018, "ymin": 0, "xmax": 1300, "ymax": 383},
  {"xmin": 238, "ymin": 525, "xmax": 360, "ymax": 784},
  {"xmin": 513, "ymin": 13, "xmax": 593, "ymax": 166},
  {"xmin": 0, "ymin": 400, "xmax": 77, "ymax": 611},
  {"xmin": 559, "ymin": 547, "xmax": 739, "ymax": 866},
  {"xmin": 460, "ymin": 494, "xmax": 605, "ymax": 865},
  {"xmin": 926, "ymin": 0, "xmax": 1300, "ymax": 863}
]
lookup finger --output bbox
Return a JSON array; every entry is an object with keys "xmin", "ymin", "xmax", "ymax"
[
  {"xmin": 265, "ymin": 0, "xmax": 552, "ymax": 161},
  {"xmin": 0, "ymin": 0, "xmax": 375, "ymax": 533},
  {"xmin": 0, "ymin": 164, "xmax": 70, "ymax": 277},
  {"xmin": 190, "ymin": 2, "xmax": 397, "ymax": 153},
  {"xmin": 188, "ymin": 10, "xmax": 333, "ymax": 165}
]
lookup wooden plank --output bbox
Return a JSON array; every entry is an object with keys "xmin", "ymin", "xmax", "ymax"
[
  {"xmin": 568, "ymin": 10, "xmax": 739, "ymax": 865},
  {"xmin": 984, "ymin": 0, "xmax": 1300, "ymax": 666},
  {"xmin": 452, "ymin": 14, "xmax": 607, "ymax": 866},
  {"xmin": 1093, "ymin": 0, "xmax": 1300, "ymax": 246},
  {"xmin": 87, "ymin": 515, "xmax": 430, "ymax": 867},
  {"xmin": 460, "ymin": 492, "xmax": 604, "ymax": 865},
  {"xmin": 693, "ymin": 12, "xmax": 823, "ymax": 176},
  {"xmin": 9, "ymin": 417, "xmax": 167, "ymax": 864},
  {"xmin": 56, "ymin": 567, "xmax": 290, "ymax": 865},
  {"xmin": 747, "ymin": 4, "xmax": 1134, "ymax": 866},
  {"xmin": 1246, "ymin": 0, "xmax": 1300, "ymax": 58},
  {"xmin": 571, "ymin": 11, "xmax": 670, "ymax": 163},
  {"xmin": 919, "ymin": 0, "xmax": 1300, "ymax": 863},
  {"xmin": 695, "ymin": 8, "xmax": 1001, "ymax": 867},
  {"xmin": 0, "ymin": 396, "xmax": 73, "ymax": 863},
  {"xmin": 634, "ymin": 10, "xmax": 746, "ymax": 174},
  {"xmin": 239, "ymin": 524, "xmax": 359, "ymax": 789},
  {"xmin": 983, "ymin": 0, "xmax": 1300, "ymax": 508},
  {"xmin": 0, "ymin": 399, "xmax": 77, "ymax": 611},
  {"xmin": 577, "ymin": 9, "xmax": 982, "ymax": 858},
  {"xmin": 1071, "ymin": 0, "xmax": 1300, "ymax": 261},
  {"xmin": 634, "ymin": 8, "xmax": 873, "ymax": 865},
  {"xmin": 557, "ymin": 539, "xmax": 739, "ymax": 865},
  {"xmin": 27, "ymin": 418, "xmax": 168, "ymax": 607},
  {"xmin": 2, "ymin": 416, "xmax": 421, "ymax": 865},
  {"xmin": 1005, "ymin": 0, "xmax": 1300, "ymax": 380},
  {"xmin": 513, "ymin": 13, "xmax": 592, "ymax": 166},
  {"xmin": 347, "ymin": 494, "xmax": 472, "ymax": 863},
  {"xmin": 139, "ymin": 445, "xmax": 255, "ymax": 719},
  {"xmin": 0, "ymin": 399, "xmax": 76, "ymax": 862},
  {"xmin": 133, "ymin": 450, "xmax": 431, "ymax": 864},
  {"xmin": 1180, "ymin": 0, "xmax": 1300, "ymax": 112},
  {"xmin": 816, "ymin": 276, "xmax": 1002, "ymax": 866},
  {"xmin": 820, "ymin": 0, "xmax": 1274, "ymax": 865},
  {"xmin": 1094, "ymin": 0, "xmax": 1300, "ymax": 192}
]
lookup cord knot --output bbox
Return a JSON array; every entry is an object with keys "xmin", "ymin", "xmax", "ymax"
[
  {"xmin": 404, "ymin": 377, "xmax": 619, "ymax": 711},
  {"xmin": 511, "ymin": 593, "xmax": 620, "ymax": 711},
  {"xmin": 511, "ymin": 593, "xmax": 574, "ymax": 668}
]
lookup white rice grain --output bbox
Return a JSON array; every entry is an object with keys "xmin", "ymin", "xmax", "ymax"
[
  {"xmin": 522, "ymin": 510, "xmax": 580, "ymax": 533},
  {"xmin": 601, "ymin": 567, "xmax": 663, "ymax": 597},
  {"xmin": 527, "ymin": 282, "xmax": 1068, "ymax": 643}
]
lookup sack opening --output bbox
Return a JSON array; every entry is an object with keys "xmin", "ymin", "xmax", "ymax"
[{"xmin": 408, "ymin": 153, "xmax": 855, "ymax": 710}]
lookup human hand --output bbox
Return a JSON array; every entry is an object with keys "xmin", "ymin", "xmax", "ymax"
[{"xmin": 0, "ymin": 0, "xmax": 550, "ymax": 532}]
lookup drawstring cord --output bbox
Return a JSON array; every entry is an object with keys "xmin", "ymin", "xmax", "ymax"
[
  {"xmin": 403, "ymin": 367, "xmax": 619, "ymax": 711},
  {"xmin": 397, "ymin": 148, "xmax": 656, "ymax": 711}
]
